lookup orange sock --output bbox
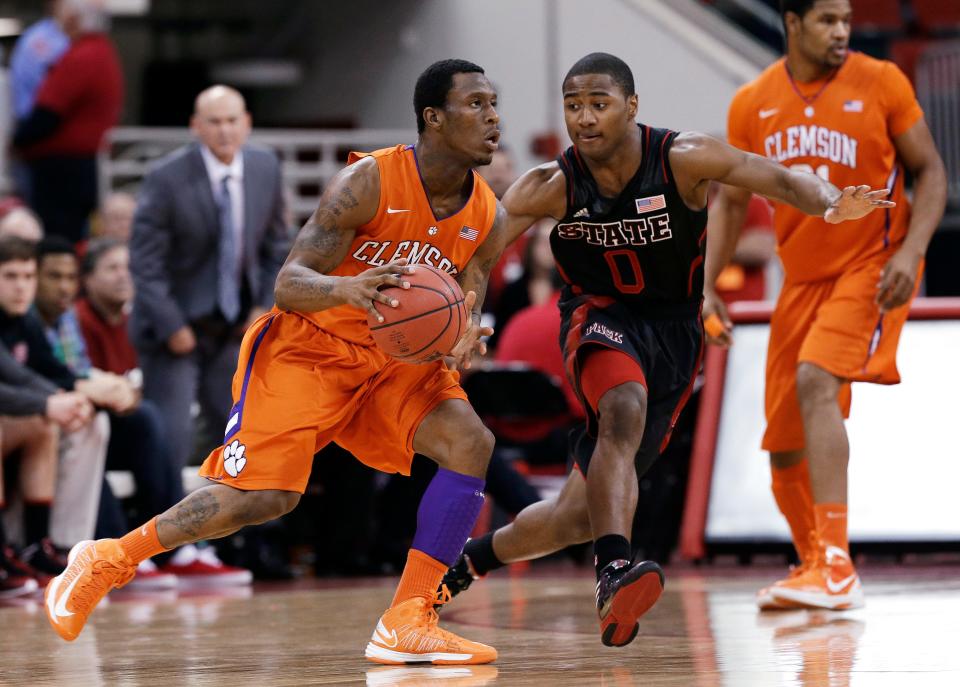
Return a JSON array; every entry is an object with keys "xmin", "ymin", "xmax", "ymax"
[
  {"xmin": 390, "ymin": 549, "xmax": 448, "ymax": 608},
  {"xmin": 118, "ymin": 517, "xmax": 169, "ymax": 565},
  {"xmin": 771, "ymin": 459, "xmax": 816, "ymax": 564},
  {"xmin": 814, "ymin": 503, "xmax": 849, "ymax": 556}
]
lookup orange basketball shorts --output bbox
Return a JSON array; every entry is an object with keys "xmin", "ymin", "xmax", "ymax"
[
  {"xmin": 199, "ymin": 310, "xmax": 466, "ymax": 493},
  {"xmin": 762, "ymin": 250, "xmax": 922, "ymax": 453}
]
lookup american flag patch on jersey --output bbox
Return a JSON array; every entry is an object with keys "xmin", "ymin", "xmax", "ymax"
[
  {"xmin": 458, "ymin": 225, "xmax": 479, "ymax": 241},
  {"xmin": 635, "ymin": 194, "xmax": 666, "ymax": 214},
  {"xmin": 843, "ymin": 100, "xmax": 863, "ymax": 112}
]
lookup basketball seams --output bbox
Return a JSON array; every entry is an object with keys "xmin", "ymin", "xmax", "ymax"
[
  {"xmin": 367, "ymin": 265, "xmax": 467, "ymax": 362},
  {"xmin": 368, "ymin": 284, "xmax": 463, "ymax": 330},
  {"xmin": 432, "ymin": 268, "xmax": 467, "ymax": 349}
]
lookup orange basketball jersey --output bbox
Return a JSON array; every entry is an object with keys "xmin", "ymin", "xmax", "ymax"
[
  {"xmin": 727, "ymin": 52, "xmax": 923, "ymax": 283},
  {"xmin": 304, "ymin": 144, "xmax": 498, "ymax": 345}
]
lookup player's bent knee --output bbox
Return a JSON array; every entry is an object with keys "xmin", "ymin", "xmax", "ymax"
[
  {"xmin": 795, "ymin": 362, "xmax": 841, "ymax": 406},
  {"xmin": 597, "ymin": 382, "xmax": 648, "ymax": 444},
  {"xmin": 249, "ymin": 489, "xmax": 300, "ymax": 522},
  {"xmin": 453, "ymin": 420, "xmax": 495, "ymax": 463}
]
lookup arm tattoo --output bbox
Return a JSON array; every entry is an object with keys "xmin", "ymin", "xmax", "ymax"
[{"xmin": 158, "ymin": 489, "xmax": 221, "ymax": 538}]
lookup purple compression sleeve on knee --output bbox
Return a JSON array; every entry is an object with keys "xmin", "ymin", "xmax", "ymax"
[{"xmin": 411, "ymin": 468, "xmax": 486, "ymax": 566}]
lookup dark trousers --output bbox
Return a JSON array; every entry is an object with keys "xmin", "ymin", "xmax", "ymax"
[
  {"xmin": 140, "ymin": 325, "xmax": 239, "ymax": 471},
  {"xmin": 95, "ymin": 399, "xmax": 183, "ymax": 541},
  {"xmin": 27, "ymin": 156, "xmax": 97, "ymax": 244}
]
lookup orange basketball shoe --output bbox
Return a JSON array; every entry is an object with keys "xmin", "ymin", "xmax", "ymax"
[
  {"xmin": 756, "ymin": 562, "xmax": 813, "ymax": 611},
  {"xmin": 365, "ymin": 589, "xmax": 497, "ymax": 665},
  {"xmin": 45, "ymin": 540, "xmax": 137, "ymax": 641},
  {"xmin": 770, "ymin": 546, "xmax": 864, "ymax": 611}
]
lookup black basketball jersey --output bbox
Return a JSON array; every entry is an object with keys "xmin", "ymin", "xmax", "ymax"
[{"xmin": 552, "ymin": 124, "xmax": 707, "ymax": 311}]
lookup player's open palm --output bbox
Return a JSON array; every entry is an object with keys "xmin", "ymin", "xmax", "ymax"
[
  {"xmin": 341, "ymin": 259, "xmax": 414, "ymax": 323},
  {"xmin": 446, "ymin": 291, "xmax": 493, "ymax": 371},
  {"xmin": 824, "ymin": 185, "xmax": 895, "ymax": 224}
]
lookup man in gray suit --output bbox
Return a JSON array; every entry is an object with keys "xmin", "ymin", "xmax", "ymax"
[{"xmin": 130, "ymin": 85, "xmax": 290, "ymax": 471}]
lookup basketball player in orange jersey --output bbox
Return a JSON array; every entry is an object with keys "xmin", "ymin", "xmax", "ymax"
[
  {"xmin": 438, "ymin": 52, "xmax": 892, "ymax": 647},
  {"xmin": 703, "ymin": 0, "xmax": 947, "ymax": 611},
  {"xmin": 44, "ymin": 59, "xmax": 510, "ymax": 665}
]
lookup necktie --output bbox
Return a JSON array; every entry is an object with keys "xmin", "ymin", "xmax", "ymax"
[{"xmin": 217, "ymin": 174, "xmax": 241, "ymax": 323}]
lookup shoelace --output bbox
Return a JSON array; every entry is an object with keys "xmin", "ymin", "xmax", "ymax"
[
  {"xmin": 69, "ymin": 560, "xmax": 136, "ymax": 612},
  {"xmin": 414, "ymin": 587, "xmax": 454, "ymax": 635}
]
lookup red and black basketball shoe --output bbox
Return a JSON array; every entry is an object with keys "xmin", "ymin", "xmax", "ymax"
[
  {"xmin": 596, "ymin": 559, "xmax": 665, "ymax": 647},
  {"xmin": 436, "ymin": 553, "xmax": 481, "ymax": 608}
]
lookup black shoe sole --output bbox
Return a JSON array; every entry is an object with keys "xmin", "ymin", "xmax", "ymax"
[{"xmin": 600, "ymin": 561, "xmax": 665, "ymax": 648}]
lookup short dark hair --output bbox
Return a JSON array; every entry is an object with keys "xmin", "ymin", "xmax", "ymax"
[
  {"xmin": 36, "ymin": 235, "xmax": 77, "ymax": 265},
  {"xmin": 780, "ymin": 0, "xmax": 817, "ymax": 33},
  {"xmin": 0, "ymin": 235, "xmax": 37, "ymax": 266},
  {"xmin": 563, "ymin": 52, "xmax": 635, "ymax": 97},
  {"xmin": 82, "ymin": 237, "xmax": 125, "ymax": 276},
  {"xmin": 413, "ymin": 59, "xmax": 485, "ymax": 133}
]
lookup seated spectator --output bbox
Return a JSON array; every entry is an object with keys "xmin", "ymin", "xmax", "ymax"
[
  {"xmin": 489, "ymin": 218, "xmax": 561, "ymax": 350},
  {"xmin": 94, "ymin": 191, "xmax": 136, "ymax": 242},
  {"xmin": 0, "ymin": 207, "xmax": 44, "ymax": 243},
  {"xmin": 71, "ymin": 237, "xmax": 251, "ymax": 585},
  {"xmin": 478, "ymin": 146, "xmax": 522, "ymax": 311},
  {"xmin": 711, "ymin": 191, "xmax": 777, "ymax": 303},
  {"xmin": 0, "ymin": 341, "xmax": 91, "ymax": 597},
  {"xmin": 0, "ymin": 235, "xmax": 106, "ymax": 583}
]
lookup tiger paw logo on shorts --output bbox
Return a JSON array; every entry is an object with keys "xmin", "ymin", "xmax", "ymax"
[{"xmin": 222, "ymin": 439, "xmax": 247, "ymax": 477}]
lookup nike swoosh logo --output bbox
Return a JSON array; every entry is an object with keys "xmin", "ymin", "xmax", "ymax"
[
  {"xmin": 54, "ymin": 572, "xmax": 84, "ymax": 618},
  {"xmin": 826, "ymin": 573, "xmax": 857, "ymax": 594},
  {"xmin": 759, "ymin": 108, "xmax": 778, "ymax": 119},
  {"xmin": 825, "ymin": 545, "xmax": 850, "ymax": 565},
  {"xmin": 386, "ymin": 207, "xmax": 411, "ymax": 214},
  {"xmin": 375, "ymin": 620, "xmax": 399, "ymax": 648},
  {"xmin": 141, "ymin": 525, "xmax": 148, "ymax": 536}
]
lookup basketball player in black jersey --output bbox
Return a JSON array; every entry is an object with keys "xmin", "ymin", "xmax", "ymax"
[{"xmin": 441, "ymin": 53, "xmax": 892, "ymax": 648}]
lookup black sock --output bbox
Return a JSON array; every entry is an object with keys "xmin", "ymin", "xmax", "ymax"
[
  {"xmin": 594, "ymin": 534, "xmax": 631, "ymax": 579},
  {"xmin": 23, "ymin": 502, "xmax": 51, "ymax": 547},
  {"xmin": 463, "ymin": 533, "xmax": 504, "ymax": 576}
]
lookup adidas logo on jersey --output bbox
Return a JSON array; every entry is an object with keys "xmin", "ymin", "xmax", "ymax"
[{"xmin": 573, "ymin": 207, "xmax": 590, "ymax": 218}]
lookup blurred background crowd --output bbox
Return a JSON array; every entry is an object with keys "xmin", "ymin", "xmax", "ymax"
[{"xmin": 0, "ymin": 0, "xmax": 957, "ymax": 598}]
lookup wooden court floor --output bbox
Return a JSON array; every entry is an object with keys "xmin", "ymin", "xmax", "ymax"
[{"xmin": 2, "ymin": 564, "xmax": 960, "ymax": 686}]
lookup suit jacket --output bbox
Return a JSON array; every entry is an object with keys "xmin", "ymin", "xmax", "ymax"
[{"xmin": 129, "ymin": 142, "xmax": 290, "ymax": 346}]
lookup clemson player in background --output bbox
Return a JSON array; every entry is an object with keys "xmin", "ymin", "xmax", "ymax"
[
  {"xmin": 704, "ymin": 0, "xmax": 947, "ymax": 610},
  {"xmin": 45, "ymin": 58, "xmax": 509, "ymax": 665}
]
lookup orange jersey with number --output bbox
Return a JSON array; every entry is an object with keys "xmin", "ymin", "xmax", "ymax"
[
  {"xmin": 302, "ymin": 144, "xmax": 498, "ymax": 345},
  {"xmin": 727, "ymin": 52, "xmax": 923, "ymax": 283}
]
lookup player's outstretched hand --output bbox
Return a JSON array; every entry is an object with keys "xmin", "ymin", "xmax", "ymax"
[
  {"xmin": 876, "ymin": 246, "xmax": 920, "ymax": 313},
  {"xmin": 824, "ymin": 186, "xmax": 895, "ymax": 224},
  {"xmin": 340, "ymin": 258, "xmax": 415, "ymax": 323},
  {"xmin": 446, "ymin": 291, "xmax": 494, "ymax": 371},
  {"xmin": 702, "ymin": 288, "xmax": 733, "ymax": 348}
]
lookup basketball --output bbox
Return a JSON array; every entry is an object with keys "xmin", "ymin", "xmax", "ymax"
[{"xmin": 367, "ymin": 264, "xmax": 468, "ymax": 363}]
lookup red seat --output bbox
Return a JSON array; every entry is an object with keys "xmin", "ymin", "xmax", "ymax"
[
  {"xmin": 851, "ymin": 0, "xmax": 903, "ymax": 32},
  {"xmin": 912, "ymin": 0, "xmax": 960, "ymax": 33},
  {"xmin": 889, "ymin": 38, "xmax": 934, "ymax": 86}
]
